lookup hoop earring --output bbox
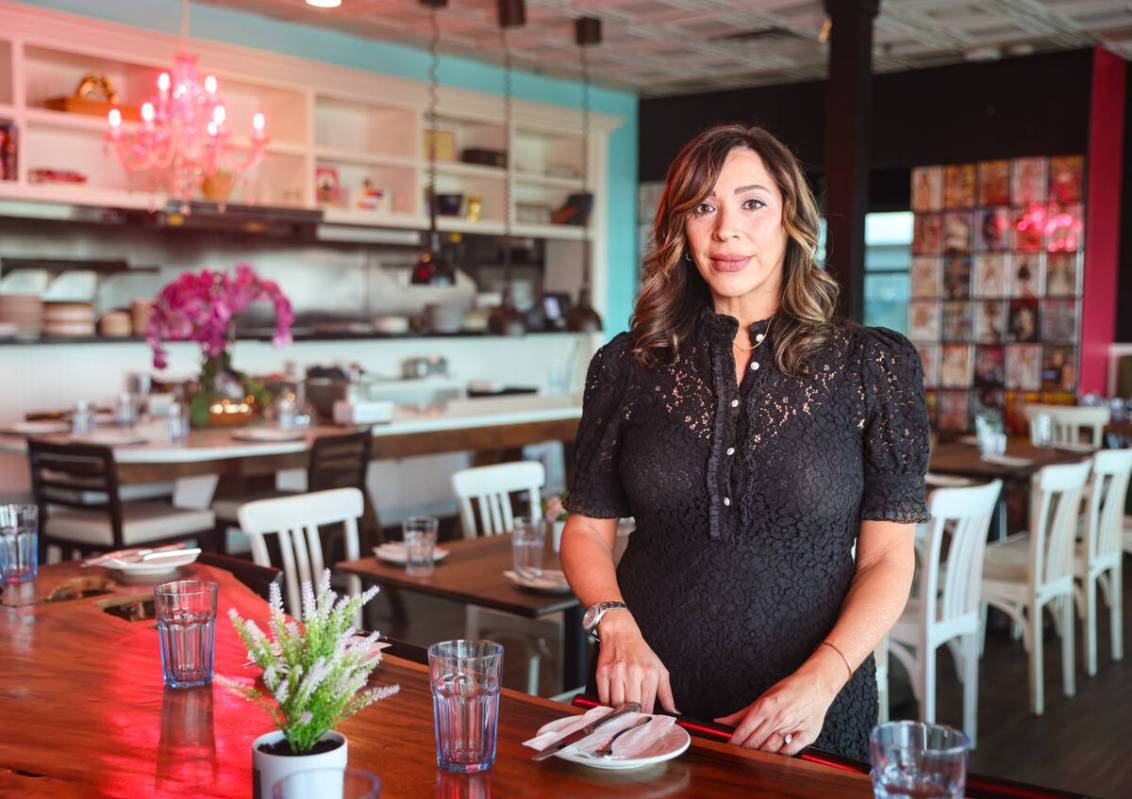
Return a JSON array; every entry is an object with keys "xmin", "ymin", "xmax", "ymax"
[{"xmin": 683, "ymin": 250, "xmax": 693, "ymax": 263}]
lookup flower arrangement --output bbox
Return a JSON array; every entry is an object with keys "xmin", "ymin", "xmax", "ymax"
[
  {"xmin": 219, "ymin": 570, "xmax": 399, "ymax": 755},
  {"xmin": 146, "ymin": 262, "xmax": 294, "ymax": 426}
]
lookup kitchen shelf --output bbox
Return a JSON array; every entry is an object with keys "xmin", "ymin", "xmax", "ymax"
[
  {"xmin": 313, "ymin": 147, "xmax": 418, "ymax": 170},
  {"xmin": 514, "ymin": 172, "xmax": 584, "ymax": 190},
  {"xmin": 0, "ymin": 328, "xmax": 586, "ymax": 346},
  {"xmin": 436, "ymin": 161, "xmax": 506, "ymax": 181},
  {"xmin": 0, "ymin": 180, "xmax": 164, "ymax": 210}
]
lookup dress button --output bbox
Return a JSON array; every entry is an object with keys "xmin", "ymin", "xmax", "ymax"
[
  {"xmin": 723, "ymin": 496, "xmax": 731, "ymax": 507},
  {"xmin": 750, "ymin": 361, "xmax": 760, "ymax": 371},
  {"xmin": 726, "ymin": 446, "xmax": 735, "ymax": 456},
  {"xmin": 755, "ymin": 333, "xmax": 765, "ymax": 343},
  {"xmin": 730, "ymin": 398, "xmax": 739, "ymax": 408}
]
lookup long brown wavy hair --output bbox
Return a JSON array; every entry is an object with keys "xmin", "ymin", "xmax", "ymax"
[{"xmin": 631, "ymin": 124, "xmax": 840, "ymax": 375}]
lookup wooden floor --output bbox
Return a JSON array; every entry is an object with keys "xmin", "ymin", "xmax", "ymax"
[
  {"xmin": 364, "ymin": 556, "xmax": 1131, "ymax": 798},
  {"xmin": 889, "ymin": 554, "xmax": 1132, "ymax": 799}
]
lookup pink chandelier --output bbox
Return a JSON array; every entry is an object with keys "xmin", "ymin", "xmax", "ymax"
[{"xmin": 105, "ymin": 2, "xmax": 267, "ymax": 208}]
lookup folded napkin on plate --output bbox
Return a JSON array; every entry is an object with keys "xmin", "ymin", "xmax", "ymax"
[
  {"xmin": 503, "ymin": 569, "xmax": 569, "ymax": 590},
  {"xmin": 981, "ymin": 454, "xmax": 1033, "ymax": 467},
  {"xmin": 523, "ymin": 707, "xmax": 677, "ymax": 758}
]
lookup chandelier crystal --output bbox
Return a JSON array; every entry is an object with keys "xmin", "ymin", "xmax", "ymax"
[{"xmin": 105, "ymin": 3, "xmax": 268, "ymax": 209}]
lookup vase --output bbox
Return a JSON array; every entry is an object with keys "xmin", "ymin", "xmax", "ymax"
[
  {"xmin": 252, "ymin": 730, "xmax": 347, "ymax": 799},
  {"xmin": 189, "ymin": 351, "xmax": 268, "ymax": 428}
]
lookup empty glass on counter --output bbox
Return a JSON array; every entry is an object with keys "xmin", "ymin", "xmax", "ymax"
[
  {"xmin": 115, "ymin": 392, "xmax": 139, "ymax": 428},
  {"xmin": 0, "ymin": 504, "xmax": 38, "ymax": 584},
  {"xmin": 870, "ymin": 721, "xmax": 969, "ymax": 799},
  {"xmin": 403, "ymin": 515, "xmax": 439, "ymax": 577},
  {"xmin": 974, "ymin": 412, "xmax": 1006, "ymax": 458},
  {"xmin": 154, "ymin": 580, "xmax": 218, "ymax": 688},
  {"xmin": 511, "ymin": 516, "xmax": 545, "ymax": 579},
  {"xmin": 274, "ymin": 394, "xmax": 297, "ymax": 431},
  {"xmin": 166, "ymin": 402, "xmax": 190, "ymax": 442},
  {"xmin": 429, "ymin": 640, "xmax": 504, "ymax": 773}
]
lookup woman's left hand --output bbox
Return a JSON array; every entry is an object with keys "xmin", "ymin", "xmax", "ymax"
[{"xmin": 712, "ymin": 662, "xmax": 842, "ymax": 756}]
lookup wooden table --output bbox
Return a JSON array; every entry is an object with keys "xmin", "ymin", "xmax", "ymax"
[
  {"xmin": 0, "ymin": 394, "xmax": 582, "ymax": 508},
  {"xmin": 0, "ymin": 562, "xmax": 877, "ymax": 798},
  {"xmin": 337, "ymin": 534, "xmax": 595, "ymax": 693},
  {"xmin": 929, "ymin": 441, "xmax": 1092, "ymax": 539}
]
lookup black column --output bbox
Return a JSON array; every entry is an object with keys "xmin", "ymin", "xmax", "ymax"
[{"xmin": 823, "ymin": 0, "xmax": 879, "ymax": 322}]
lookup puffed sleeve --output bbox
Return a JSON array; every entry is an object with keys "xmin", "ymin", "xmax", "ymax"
[
  {"xmin": 564, "ymin": 333, "xmax": 634, "ymax": 519},
  {"xmin": 859, "ymin": 327, "xmax": 931, "ymax": 523}
]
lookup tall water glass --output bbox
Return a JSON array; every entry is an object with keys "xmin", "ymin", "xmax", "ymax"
[
  {"xmin": 511, "ymin": 516, "xmax": 545, "ymax": 579},
  {"xmin": 116, "ymin": 392, "xmax": 139, "ymax": 428},
  {"xmin": 1030, "ymin": 413, "xmax": 1053, "ymax": 447},
  {"xmin": 870, "ymin": 721, "xmax": 969, "ymax": 799},
  {"xmin": 403, "ymin": 516, "xmax": 439, "ymax": 577},
  {"xmin": 155, "ymin": 580, "xmax": 218, "ymax": 688},
  {"xmin": 429, "ymin": 640, "xmax": 504, "ymax": 773},
  {"xmin": 0, "ymin": 504, "xmax": 38, "ymax": 584}
]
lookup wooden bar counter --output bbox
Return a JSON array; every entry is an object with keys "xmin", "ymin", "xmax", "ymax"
[{"xmin": 0, "ymin": 563, "xmax": 872, "ymax": 798}]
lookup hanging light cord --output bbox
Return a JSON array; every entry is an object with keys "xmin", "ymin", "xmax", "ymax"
[
  {"xmin": 500, "ymin": 26, "xmax": 513, "ymax": 281},
  {"xmin": 426, "ymin": 7, "xmax": 441, "ymax": 233},
  {"xmin": 580, "ymin": 39, "xmax": 592, "ymax": 292}
]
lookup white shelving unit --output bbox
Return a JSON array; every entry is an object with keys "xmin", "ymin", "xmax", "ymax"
[{"xmin": 0, "ymin": 1, "xmax": 621, "ymax": 252}]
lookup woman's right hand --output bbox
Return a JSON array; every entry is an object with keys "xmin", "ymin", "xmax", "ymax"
[{"xmin": 595, "ymin": 613, "xmax": 679, "ymax": 715}]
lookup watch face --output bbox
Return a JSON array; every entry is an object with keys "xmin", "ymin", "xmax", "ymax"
[{"xmin": 583, "ymin": 604, "xmax": 600, "ymax": 630}]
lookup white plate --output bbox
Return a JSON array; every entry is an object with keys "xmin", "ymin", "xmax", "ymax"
[
  {"xmin": 1054, "ymin": 442, "xmax": 1096, "ymax": 453},
  {"xmin": 925, "ymin": 473, "xmax": 973, "ymax": 487},
  {"xmin": 104, "ymin": 548, "xmax": 201, "ymax": 576},
  {"xmin": 232, "ymin": 428, "xmax": 306, "ymax": 443},
  {"xmin": 79, "ymin": 431, "xmax": 148, "ymax": 446},
  {"xmin": 503, "ymin": 569, "xmax": 572, "ymax": 594},
  {"xmin": 556, "ymin": 720, "xmax": 691, "ymax": 771},
  {"xmin": 0, "ymin": 421, "xmax": 69, "ymax": 435},
  {"xmin": 373, "ymin": 543, "xmax": 450, "ymax": 565}
]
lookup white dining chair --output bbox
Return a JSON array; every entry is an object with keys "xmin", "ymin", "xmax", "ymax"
[
  {"xmin": 451, "ymin": 461, "xmax": 559, "ymax": 695},
  {"xmin": 1023, "ymin": 404, "xmax": 1110, "ymax": 447},
  {"xmin": 980, "ymin": 460, "xmax": 1090, "ymax": 715},
  {"xmin": 237, "ymin": 487, "xmax": 363, "ymax": 621},
  {"xmin": 1074, "ymin": 449, "xmax": 1132, "ymax": 676},
  {"xmin": 889, "ymin": 479, "xmax": 1002, "ymax": 747}
]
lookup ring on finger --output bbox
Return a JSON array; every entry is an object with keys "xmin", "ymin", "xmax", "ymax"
[{"xmin": 783, "ymin": 733, "xmax": 793, "ymax": 746}]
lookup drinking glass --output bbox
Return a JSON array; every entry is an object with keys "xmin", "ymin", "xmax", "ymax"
[
  {"xmin": 403, "ymin": 516, "xmax": 439, "ymax": 577},
  {"xmin": 870, "ymin": 721, "xmax": 969, "ymax": 799},
  {"xmin": 1030, "ymin": 413, "xmax": 1053, "ymax": 447},
  {"xmin": 154, "ymin": 580, "xmax": 219, "ymax": 688},
  {"xmin": 275, "ymin": 394, "xmax": 297, "ymax": 431},
  {"xmin": 429, "ymin": 640, "xmax": 504, "ymax": 773},
  {"xmin": 511, "ymin": 516, "xmax": 545, "ymax": 579},
  {"xmin": 116, "ymin": 392, "xmax": 139, "ymax": 428},
  {"xmin": 166, "ymin": 402, "xmax": 189, "ymax": 442},
  {"xmin": 72, "ymin": 400, "xmax": 95, "ymax": 434},
  {"xmin": 272, "ymin": 767, "xmax": 381, "ymax": 798},
  {"xmin": 0, "ymin": 504, "xmax": 38, "ymax": 584}
]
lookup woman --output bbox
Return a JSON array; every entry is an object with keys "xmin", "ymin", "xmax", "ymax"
[{"xmin": 560, "ymin": 124, "xmax": 929, "ymax": 761}]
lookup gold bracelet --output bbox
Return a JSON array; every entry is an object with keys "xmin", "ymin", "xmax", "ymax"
[{"xmin": 821, "ymin": 640, "xmax": 853, "ymax": 683}]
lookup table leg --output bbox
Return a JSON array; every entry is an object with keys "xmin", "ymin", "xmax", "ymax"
[
  {"xmin": 563, "ymin": 605, "xmax": 589, "ymax": 692},
  {"xmin": 173, "ymin": 474, "xmax": 219, "ymax": 510}
]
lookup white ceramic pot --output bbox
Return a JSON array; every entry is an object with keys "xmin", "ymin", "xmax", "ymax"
[
  {"xmin": 552, "ymin": 519, "xmax": 566, "ymax": 552},
  {"xmin": 252, "ymin": 729, "xmax": 347, "ymax": 799}
]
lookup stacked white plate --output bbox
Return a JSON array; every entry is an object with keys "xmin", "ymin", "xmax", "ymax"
[{"xmin": 43, "ymin": 301, "xmax": 95, "ymax": 337}]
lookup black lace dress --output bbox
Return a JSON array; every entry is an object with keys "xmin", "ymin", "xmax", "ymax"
[{"xmin": 565, "ymin": 308, "xmax": 930, "ymax": 761}]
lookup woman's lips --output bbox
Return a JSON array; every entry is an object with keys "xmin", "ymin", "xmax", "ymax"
[{"xmin": 709, "ymin": 255, "xmax": 751, "ymax": 272}]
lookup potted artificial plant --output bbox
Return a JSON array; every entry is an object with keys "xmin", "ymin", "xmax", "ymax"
[{"xmin": 219, "ymin": 571, "xmax": 398, "ymax": 799}]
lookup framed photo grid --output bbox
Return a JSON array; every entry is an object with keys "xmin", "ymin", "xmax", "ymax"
[{"xmin": 909, "ymin": 156, "xmax": 1084, "ymax": 433}]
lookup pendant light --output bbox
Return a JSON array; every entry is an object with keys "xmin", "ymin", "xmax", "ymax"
[
  {"xmin": 487, "ymin": 0, "xmax": 527, "ymax": 335},
  {"xmin": 565, "ymin": 16, "xmax": 603, "ymax": 333},
  {"xmin": 412, "ymin": 0, "xmax": 455, "ymax": 286}
]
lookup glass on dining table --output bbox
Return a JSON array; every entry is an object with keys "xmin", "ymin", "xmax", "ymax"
[
  {"xmin": 154, "ymin": 579, "xmax": 218, "ymax": 689},
  {"xmin": 1029, "ymin": 412, "xmax": 1053, "ymax": 448},
  {"xmin": 870, "ymin": 721, "xmax": 969, "ymax": 799},
  {"xmin": 403, "ymin": 515, "xmax": 439, "ymax": 577},
  {"xmin": 511, "ymin": 516, "xmax": 546, "ymax": 579},
  {"xmin": 0, "ymin": 504, "xmax": 38, "ymax": 585},
  {"xmin": 115, "ymin": 392, "xmax": 139, "ymax": 429},
  {"xmin": 71, "ymin": 399, "xmax": 96, "ymax": 435},
  {"xmin": 272, "ymin": 766, "xmax": 381, "ymax": 798},
  {"xmin": 166, "ymin": 401, "xmax": 189, "ymax": 442},
  {"xmin": 974, "ymin": 410, "xmax": 1006, "ymax": 458},
  {"xmin": 429, "ymin": 640, "xmax": 504, "ymax": 774}
]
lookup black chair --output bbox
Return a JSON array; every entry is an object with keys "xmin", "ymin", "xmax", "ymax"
[
  {"xmin": 197, "ymin": 551, "xmax": 283, "ymax": 602},
  {"xmin": 28, "ymin": 439, "xmax": 219, "ymax": 560}
]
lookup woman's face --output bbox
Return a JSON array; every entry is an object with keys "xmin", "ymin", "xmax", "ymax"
[{"xmin": 684, "ymin": 147, "xmax": 788, "ymax": 306}]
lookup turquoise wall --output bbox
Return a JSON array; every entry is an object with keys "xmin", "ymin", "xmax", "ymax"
[{"xmin": 20, "ymin": 0, "xmax": 639, "ymax": 334}]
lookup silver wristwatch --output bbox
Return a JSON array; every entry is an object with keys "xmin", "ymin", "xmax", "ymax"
[{"xmin": 582, "ymin": 601, "xmax": 628, "ymax": 639}]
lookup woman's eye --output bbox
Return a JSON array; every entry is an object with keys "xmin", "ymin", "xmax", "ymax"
[
  {"xmin": 743, "ymin": 198, "xmax": 766, "ymax": 210},
  {"xmin": 692, "ymin": 202, "xmax": 714, "ymax": 216}
]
